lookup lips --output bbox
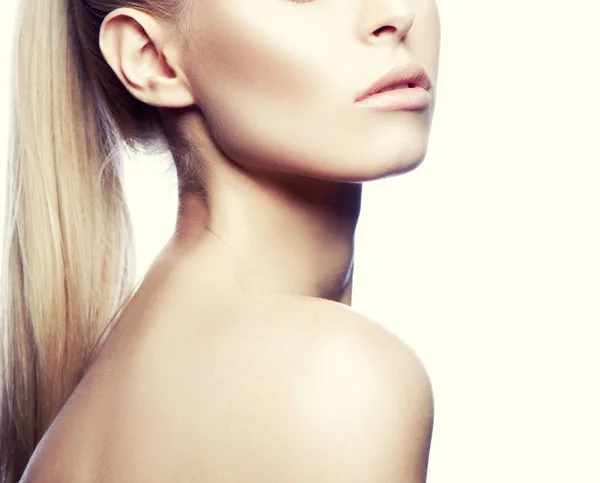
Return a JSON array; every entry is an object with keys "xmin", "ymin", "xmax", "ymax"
[
  {"xmin": 356, "ymin": 63, "xmax": 432, "ymax": 102},
  {"xmin": 379, "ymin": 83, "xmax": 411, "ymax": 93}
]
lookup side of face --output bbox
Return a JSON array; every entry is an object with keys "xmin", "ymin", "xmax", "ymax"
[{"xmin": 101, "ymin": 0, "xmax": 441, "ymax": 183}]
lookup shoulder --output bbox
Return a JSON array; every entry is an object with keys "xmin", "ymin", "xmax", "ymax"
[
  {"xmin": 27, "ymin": 293, "xmax": 433, "ymax": 483},
  {"xmin": 183, "ymin": 294, "xmax": 435, "ymax": 483},
  {"xmin": 286, "ymin": 297, "xmax": 435, "ymax": 483},
  {"xmin": 267, "ymin": 294, "xmax": 432, "ymax": 394}
]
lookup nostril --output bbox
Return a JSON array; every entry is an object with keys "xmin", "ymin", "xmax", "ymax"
[{"xmin": 373, "ymin": 26, "xmax": 397, "ymax": 36}]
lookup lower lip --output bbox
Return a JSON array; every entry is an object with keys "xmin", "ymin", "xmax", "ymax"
[{"xmin": 355, "ymin": 87, "xmax": 432, "ymax": 111}]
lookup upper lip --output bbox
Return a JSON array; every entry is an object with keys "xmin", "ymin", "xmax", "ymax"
[{"xmin": 356, "ymin": 62, "xmax": 432, "ymax": 102}]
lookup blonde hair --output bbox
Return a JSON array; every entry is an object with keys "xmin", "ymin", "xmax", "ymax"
[{"xmin": 0, "ymin": 0, "xmax": 194, "ymax": 481}]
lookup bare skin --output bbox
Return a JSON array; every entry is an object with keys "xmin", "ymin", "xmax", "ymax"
[
  {"xmin": 20, "ymin": 0, "xmax": 440, "ymax": 480},
  {"xmin": 21, "ymin": 236, "xmax": 433, "ymax": 482}
]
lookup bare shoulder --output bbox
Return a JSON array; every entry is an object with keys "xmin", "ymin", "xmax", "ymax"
[
  {"xmin": 280, "ymin": 296, "xmax": 435, "ymax": 483},
  {"xmin": 134, "ymin": 294, "xmax": 435, "ymax": 483},
  {"xmin": 22, "ymin": 293, "xmax": 433, "ymax": 483},
  {"xmin": 176, "ymin": 294, "xmax": 435, "ymax": 483},
  {"xmin": 273, "ymin": 294, "xmax": 433, "ymax": 398}
]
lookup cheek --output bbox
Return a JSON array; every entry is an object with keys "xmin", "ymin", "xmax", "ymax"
[
  {"xmin": 190, "ymin": 6, "xmax": 345, "ymax": 177},
  {"xmin": 190, "ymin": 2, "xmax": 317, "ymax": 116},
  {"xmin": 186, "ymin": 6, "xmax": 314, "ymax": 147},
  {"xmin": 184, "ymin": 0, "xmax": 440, "ymax": 183}
]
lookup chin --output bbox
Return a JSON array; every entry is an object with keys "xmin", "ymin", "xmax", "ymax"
[
  {"xmin": 311, "ymin": 120, "xmax": 433, "ymax": 182},
  {"xmin": 355, "ymin": 159, "xmax": 425, "ymax": 183},
  {"xmin": 316, "ymin": 141, "xmax": 431, "ymax": 183},
  {"xmin": 366, "ymin": 156, "xmax": 426, "ymax": 182},
  {"xmin": 293, "ymin": 154, "xmax": 426, "ymax": 184}
]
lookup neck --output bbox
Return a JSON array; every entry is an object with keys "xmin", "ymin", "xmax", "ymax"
[{"xmin": 171, "ymin": 167, "xmax": 362, "ymax": 306}]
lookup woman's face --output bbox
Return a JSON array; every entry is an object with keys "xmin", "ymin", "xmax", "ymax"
[{"xmin": 178, "ymin": 0, "xmax": 441, "ymax": 182}]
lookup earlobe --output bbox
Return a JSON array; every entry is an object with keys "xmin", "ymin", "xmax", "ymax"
[{"xmin": 98, "ymin": 8, "xmax": 196, "ymax": 109}]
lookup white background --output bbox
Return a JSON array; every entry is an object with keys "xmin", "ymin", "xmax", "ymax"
[{"xmin": 1, "ymin": 0, "xmax": 599, "ymax": 482}]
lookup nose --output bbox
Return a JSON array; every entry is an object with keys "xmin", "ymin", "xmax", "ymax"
[{"xmin": 358, "ymin": 0, "xmax": 416, "ymax": 45}]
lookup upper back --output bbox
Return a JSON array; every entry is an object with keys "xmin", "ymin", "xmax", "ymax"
[{"xmin": 21, "ymin": 287, "xmax": 407, "ymax": 483}]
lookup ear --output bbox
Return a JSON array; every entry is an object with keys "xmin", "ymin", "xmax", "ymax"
[{"xmin": 99, "ymin": 8, "xmax": 196, "ymax": 108}]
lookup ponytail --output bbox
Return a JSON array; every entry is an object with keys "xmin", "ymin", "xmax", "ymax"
[{"xmin": 0, "ymin": 0, "xmax": 138, "ymax": 480}]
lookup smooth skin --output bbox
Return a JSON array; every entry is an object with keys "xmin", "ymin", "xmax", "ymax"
[{"xmin": 21, "ymin": 0, "xmax": 440, "ymax": 481}]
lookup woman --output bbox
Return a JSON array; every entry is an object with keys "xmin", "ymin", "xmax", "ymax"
[{"xmin": 1, "ymin": 0, "xmax": 441, "ymax": 481}]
